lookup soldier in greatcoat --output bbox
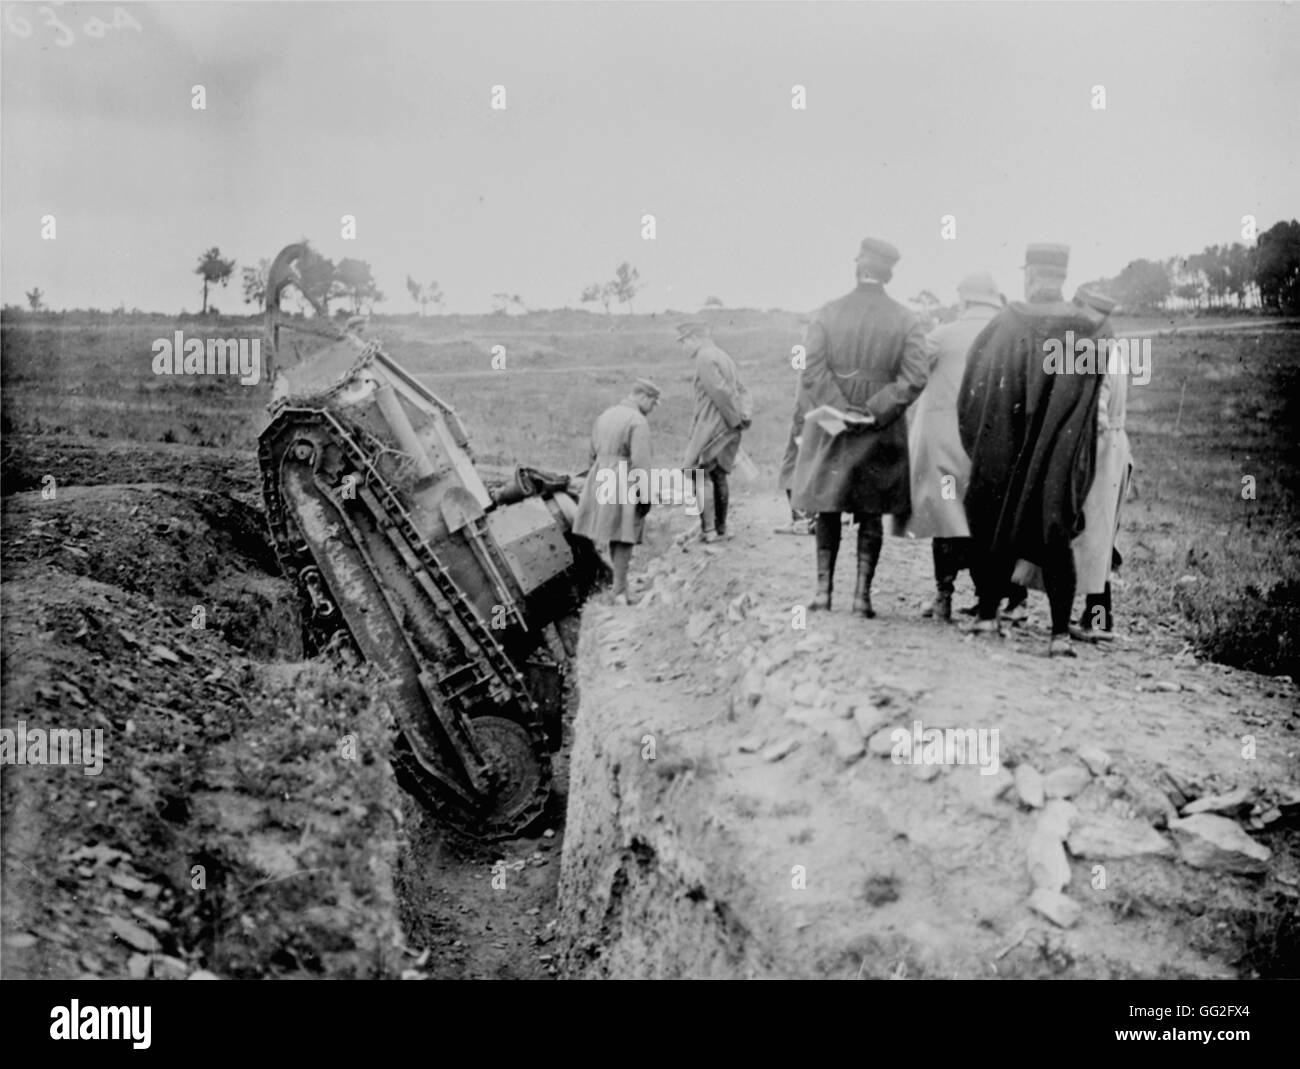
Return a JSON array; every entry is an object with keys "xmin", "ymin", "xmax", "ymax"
[
  {"xmin": 790, "ymin": 237, "xmax": 929, "ymax": 617},
  {"xmin": 774, "ymin": 374, "xmax": 815, "ymax": 535},
  {"xmin": 572, "ymin": 379, "xmax": 661, "ymax": 604},
  {"xmin": 678, "ymin": 322, "xmax": 752, "ymax": 542},
  {"xmin": 958, "ymin": 244, "xmax": 1109, "ymax": 657},
  {"xmin": 904, "ymin": 271, "xmax": 1004, "ymax": 621}
]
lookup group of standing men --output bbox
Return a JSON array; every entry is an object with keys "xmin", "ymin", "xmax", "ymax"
[
  {"xmin": 571, "ymin": 322, "xmax": 751, "ymax": 604},
  {"xmin": 573, "ymin": 236, "xmax": 1132, "ymax": 657}
]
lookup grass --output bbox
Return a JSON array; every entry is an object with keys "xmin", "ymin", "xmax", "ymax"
[{"xmin": 3, "ymin": 311, "xmax": 1296, "ymax": 676}]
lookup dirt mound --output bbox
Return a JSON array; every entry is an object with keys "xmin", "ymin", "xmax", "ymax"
[
  {"xmin": 0, "ymin": 440, "xmax": 408, "ymax": 979},
  {"xmin": 557, "ymin": 497, "xmax": 1300, "ymax": 979}
]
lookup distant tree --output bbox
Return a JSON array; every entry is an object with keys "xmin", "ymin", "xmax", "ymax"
[
  {"xmin": 491, "ymin": 292, "xmax": 511, "ymax": 315},
  {"xmin": 581, "ymin": 284, "xmax": 603, "ymax": 311},
  {"xmin": 242, "ymin": 259, "xmax": 270, "ymax": 309},
  {"xmin": 1255, "ymin": 220, "xmax": 1300, "ymax": 315},
  {"xmin": 406, "ymin": 276, "xmax": 443, "ymax": 316},
  {"xmin": 195, "ymin": 247, "xmax": 235, "ymax": 315},
  {"xmin": 1223, "ymin": 243, "xmax": 1256, "ymax": 308},
  {"xmin": 336, "ymin": 258, "xmax": 383, "ymax": 314},
  {"xmin": 510, "ymin": 294, "xmax": 526, "ymax": 313},
  {"xmin": 1111, "ymin": 258, "xmax": 1171, "ymax": 313},
  {"xmin": 610, "ymin": 262, "xmax": 640, "ymax": 313},
  {"xmin": 25, "ymin": 287, "xmax": 44, "ymax": 312},
  {"xmin": 294, "ymin": 245, "xmax": 346, "ymax": 315},
  {"xmin": 599, "ymin": 282, "xmax": 615, "ymax": 314},
  {"xmin": 703, "ymin": 295, "xmax": 724, "ymax": 308}
]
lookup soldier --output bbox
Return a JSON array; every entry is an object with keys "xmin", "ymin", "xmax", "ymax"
[
  {"xmin": 904, "ymin": 271, "xmax": 1004, "ymax": 621},
  {"xmin": 678, "ymin": 322, "xmax": 752, "ymax": 543},
  {"xmin": 572, "ymin": 378, "xmax": 661, "ymax": 605},
  {"xmin": 774, "ymin": 374, "xmax": 815, "ymax": 535},
  {"xmin": 1072, "ymin": 288, "xmax": 1132, "ymax": 638},
  {"xmin": 790, "ymin": 237, "xmax": 929, "ymax": 617},
  {"xmin": 1013, "ymin": 286, "xmax": 1132, "ymax": 640},
  {"xmin": 957, "ymin": 244, "xmax": 1109, "ymax": 657}
]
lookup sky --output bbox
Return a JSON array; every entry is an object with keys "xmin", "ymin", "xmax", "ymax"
[{"xmin": 3, "ymin": 1, "xmax": 1297, "ymax": 314}]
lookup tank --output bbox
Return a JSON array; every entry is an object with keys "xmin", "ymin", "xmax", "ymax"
[{"xmin": 257, "ymin": 243, "xmax": 607, "ymax": 839}]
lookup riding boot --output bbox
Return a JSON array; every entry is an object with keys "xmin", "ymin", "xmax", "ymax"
[
  {"xmin": 852, "ymin": 514, "xmax": 882, "ymax": 618},
  {"xmin": 923, "ymin": 538, "xmax": 957, "ymax": 621},
  {"xmin": 712, "ymin": 469, "xmax": 730, "ymax": 537},
  {"xmin": 810, "ymin": 512, "xmax": 840, "ymax": 610}
]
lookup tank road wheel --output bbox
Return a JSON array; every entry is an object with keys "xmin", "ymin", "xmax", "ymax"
[
  {"xmin": 391, "ymin": 716, "xmax": 549, "ymax": 840},
  {"xmin": 469, "ymin": 716, "xmax": 548, "ymax": 837}
]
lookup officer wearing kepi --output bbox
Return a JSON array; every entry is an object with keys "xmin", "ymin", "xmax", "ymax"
[{"xmin": 790, "ymin": 237, "xmax": 929, "ymax": 617}]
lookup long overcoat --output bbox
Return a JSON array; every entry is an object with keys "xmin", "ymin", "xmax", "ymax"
[
  {"xmin": 790, "ymin": 282, "xmax": 929, "ymax": 515},
  {"xmin": 1073, "ymin": 366, "xmax": 1133, "ymax": 593},
  {"xmin": 777, "ymin": 376, "xmax": 811, "ymax": 492},
  {"xmin": 957, "ymin": 301, "xmax": 1106, "ymax": 567},
  {"xmin": 683, "ymin": 340, "xmax": 752, "ymax": 473},
  {"xmin": 572, "ymin": 399, "xmax": 653, "ymax": 545},
  {"xmin": 904, "ymin": 303, "xmax": 1001, "ymax": 539}
]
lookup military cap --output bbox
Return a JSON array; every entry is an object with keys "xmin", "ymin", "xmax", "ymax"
[
  {"xmin": 956, "ymin": 270, "xmax": 1003, "ymax": 308},
  {"xmin": 674, "ymin": 321, "xmax": 709, "ymax": 341},
  {"xmin": 855, "ymin": 238, "xmax": 901, "ymax": 266},
  {"xmin": 1074, "ymin": 286, "xmax": 1117, "ymax": 315},
  {"xmin": 631, "ymin": 377, "xmax": 662, "ymax": 398},
  {"xmin": 1024, "ymin": 244, "xmax": 1070, "ymax": 273}
]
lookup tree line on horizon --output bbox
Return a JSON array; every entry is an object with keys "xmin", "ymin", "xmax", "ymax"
[
  {"xmin": 9, "ymin": 220, "xmax": 1298, "ymax": 318},
  {"xmin": 1085, "ymin": 220, "xmax": 1300, "ymax": 316}
]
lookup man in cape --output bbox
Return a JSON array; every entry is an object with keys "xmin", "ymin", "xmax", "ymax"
[{"xmin": 957, "ymin": 244, "xmax": 1108, "ymax": 657}]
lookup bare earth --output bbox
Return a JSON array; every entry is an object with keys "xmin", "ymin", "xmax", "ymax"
[{"xmin": 558, "ymin": 494, "xmax": 1300, "ymax": 979}]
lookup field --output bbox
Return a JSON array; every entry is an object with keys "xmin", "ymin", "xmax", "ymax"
[
  {"xmin": 3, "ymin": 309, "xmax": 1297, "ymax": 677},
  {"xmin": 2, "ymin": 308, "xmax": 1298, "ymax": 979}
]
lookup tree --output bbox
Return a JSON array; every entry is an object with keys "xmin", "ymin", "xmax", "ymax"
[
  {"xmin": 195, "ymin": 247, "xmax": 235, "ymax": 315},
  {"xmin": 610, "ymin": 262, "xmax": 640, "ymax": 313},
  {"xmin": 491, "ymin": 292, "xmax": 511, "ymax": 315},
  {"xmin": 1111, "ymin": 258, "xmax": 1171, "ymax": 313},
  {"xmin": 702, "ymin": 295, "xmax": 724, "ymax": 308},
  {"xmin": 242, "ymin": 259, "xmax": 270, "ymax": 309},
  {"xmin": 510, "ymin": 294, "xmax": 526, "ymax": 314},
  {"xmin": 1223, "ymin": 243, "xmax": 1256, "ymax": 308},
  {"xmin": 581, "ymin": 284, "xmax": 603, "ymax": 311},
  {"xmin": 294, "ymin": 246, "xmax": 346, "ymax": 315},
  {"xmin": 25, "ymin": 287, "xmax": 44, "ymax": 312},
  {"xmin": 335, "ymin": 258, "xmax": 383, "ymax": 314},
  {"xmin": 406, "ymin": 276, "xmax": 443, "ymax": 316},
  {"xmin": 1256, "ymin": 220, "xmax": 1300, "ymax": 315}
]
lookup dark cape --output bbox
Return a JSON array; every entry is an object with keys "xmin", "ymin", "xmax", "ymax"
[{"xmin": 957, "ymin": 300, "xmax": 1107, "ymax": 566}]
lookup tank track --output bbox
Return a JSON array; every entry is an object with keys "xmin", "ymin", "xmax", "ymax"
[{"xmin": 259, "ymin": 405, "xmax": 551, "ymax": 839}]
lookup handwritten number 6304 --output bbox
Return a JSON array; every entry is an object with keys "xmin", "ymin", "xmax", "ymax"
[{"xmin": 4, "ymin": 4, "xmax": 142, "ymax": 45}]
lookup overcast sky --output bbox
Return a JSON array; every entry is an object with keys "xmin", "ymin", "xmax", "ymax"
[{"xmin": 3, "ymin": 1, "xmax": 1297, "ymax": 314}]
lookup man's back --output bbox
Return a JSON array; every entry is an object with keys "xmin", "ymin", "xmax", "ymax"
[{"xmin": 817, "ymin": 283, "xmax": 916, "ymax": 379}]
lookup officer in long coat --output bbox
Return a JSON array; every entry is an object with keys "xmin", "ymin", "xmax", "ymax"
[
  {"xmin": 904, "ymin": 271, "xmax": 1004, "ymax": 621},
  {"xmin": 790, "ymin": 237, "xmax": 929, "ymax": 617},
  {"xmin": 958, "ymin": 244, "xmax": 1108, "ymax": 657},
  {"xmin": 774, "ymin": 374, "xmax": 814, "ymax": 534},
  {"xmin": 572, "ymin": 378, "xmax": 661, "ymax": 604},
  {"xmin": 678, "ymin": 322, "xmax": 752, "ymax": 541}
]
